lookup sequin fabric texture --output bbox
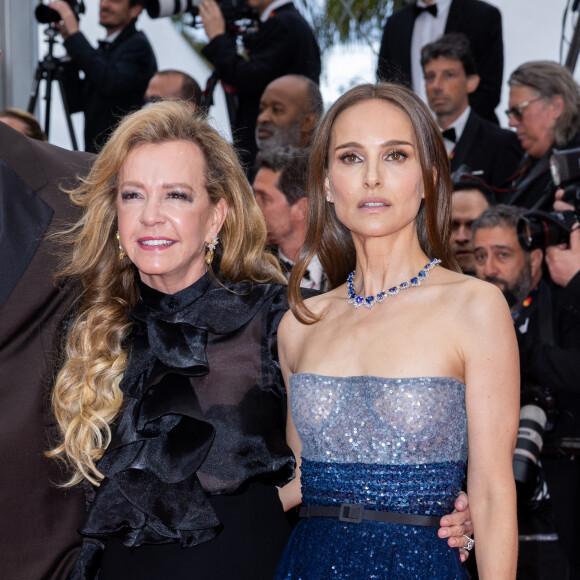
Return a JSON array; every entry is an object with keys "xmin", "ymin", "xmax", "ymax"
[{"xmin": 275, "ymin": 374, "xmax": 469, "ymax": 579}]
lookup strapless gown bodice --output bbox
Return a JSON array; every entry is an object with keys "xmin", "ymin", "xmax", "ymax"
[{"xmin": 275, "ymin": 374, "xmax": 470, "ymax": 579}]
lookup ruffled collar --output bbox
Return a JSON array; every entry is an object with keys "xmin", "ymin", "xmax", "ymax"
[
  {"xmin": 76, "ymin": 275, "xmax": 287, "ymax": 554},
  {"xmin": 122, "ymin": 274, "xmax": 282, "ymax": 396}
]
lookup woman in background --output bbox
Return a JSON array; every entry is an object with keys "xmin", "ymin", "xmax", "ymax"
[{"xmin": 276, "ymin": 83, "xmax": 519, "ymax": 579}]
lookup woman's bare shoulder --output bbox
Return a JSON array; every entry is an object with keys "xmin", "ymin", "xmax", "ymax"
[{"xmin": 437, "ymin": 269, "xmax": 511, "ymax": 326}]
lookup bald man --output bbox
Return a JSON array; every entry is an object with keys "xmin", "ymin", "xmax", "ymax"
[{"xmin": 255, "ymin": 74, "xmax": 323, "ymax": 153}]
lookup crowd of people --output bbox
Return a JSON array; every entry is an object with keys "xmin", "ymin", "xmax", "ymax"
[{"xmin": 2, "ymin": 0, "xmax": 580, "ymax": 578}]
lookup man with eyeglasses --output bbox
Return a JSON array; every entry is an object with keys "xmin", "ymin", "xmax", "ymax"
[{"xmin": 505, "ymin": 61, "xmax": 580, "ymax": 211}]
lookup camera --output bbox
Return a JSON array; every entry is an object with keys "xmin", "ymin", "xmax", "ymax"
[
  {"xmin": 513, "ymin": 384, "xmax": 554, "ymax": 487},
  {"xmin": 145, "ymin": 0, "xmax": 252, "ymax": 22},
  {"xmin": 35, "ymin": 0, "xmax": 85, "ymax": 24},
  {"xmin": 517, "ymin": 147, "xmax": 580, "ymax": 250}
]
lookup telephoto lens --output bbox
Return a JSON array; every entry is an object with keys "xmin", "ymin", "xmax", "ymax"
[{"xmin": 513, "ymin": 404, "xmax": 547, "ymax": 485}]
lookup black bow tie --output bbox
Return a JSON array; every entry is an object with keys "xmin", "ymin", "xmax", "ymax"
[
  {"xmin": 413, "ymin": 3, "xmax": 438, "ymax": 17},
  {"xmin": 280, "ymin": 258, "xmax": 311, "ymax": 281},
  {"xmin": 442, "ymin": 127, "xmax": 456, "ymax": 143}
]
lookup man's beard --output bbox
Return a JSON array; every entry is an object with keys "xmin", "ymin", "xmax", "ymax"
[
  {"xmin": 256, "ymin": 118, "xmax": 302, "ymax": 152},
  {"xmin": 486, "ymin": 263, "xmax": 533, "ymax": 308}
]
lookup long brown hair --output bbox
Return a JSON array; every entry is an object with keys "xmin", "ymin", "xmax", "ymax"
[
  {"xmin": 288, "ymin": 82, "xmax": 458, "ymax": 322},
  {"xmin": 49, "ymin": 101, "xmax": 284, "ymax": 485}
]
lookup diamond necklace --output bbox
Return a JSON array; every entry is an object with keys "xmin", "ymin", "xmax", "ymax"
[{"xmin": 347, "ymin": 258, "xmax": 442, "ymax": 309}]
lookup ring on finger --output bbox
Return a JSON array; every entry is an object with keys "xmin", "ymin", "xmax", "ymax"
[{"xmin": 462, "ymin": 534, "xmax": 474, "ymax": 551}]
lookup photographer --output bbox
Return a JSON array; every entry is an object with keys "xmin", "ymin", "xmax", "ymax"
[
  {"xmin": 505, "ymin": 61, "xmax": 580, "ymax": 212},
  {"xmin": 545, "ymin": 189, "xmax": 580, "ymax": 288},
  {"xmin": 472, "ymin": 204, "xmax": 580, "ymax": 578},
  {"xmin": 48, "ymin": 0, "xmax": 157, "ymax": 153},
  {"xmin": 199, "ymin": 0, "xmax": 320, "ymax": 167}
]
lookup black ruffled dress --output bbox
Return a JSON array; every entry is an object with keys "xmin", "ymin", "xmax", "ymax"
[{"xmin": 71, "ymin": 274, "xmax": 295, "ymax": 579}]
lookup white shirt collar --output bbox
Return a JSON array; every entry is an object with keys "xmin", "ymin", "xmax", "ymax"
[
  {"xmin": 259, "ymin": 0, "xmax": 292, "ymax": 23},
  {"xmin": 103, "ymin": 29, "xmax": 122, "ymax": 43},
  {"xmin": 411, "ymin": 0, "xmax": 453, "ymax": 102}
]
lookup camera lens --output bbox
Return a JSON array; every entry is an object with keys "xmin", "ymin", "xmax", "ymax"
[
  {"xmin": 517, "ymin": 210, "xmax": 575, "ymax": 250},
  {"xmin": 513, "ymin": 404, "xmax": 547, "ymax": 485},
  {"xmin": 35, "ymin": 4, "xmax": 63, "ymax": 24}
]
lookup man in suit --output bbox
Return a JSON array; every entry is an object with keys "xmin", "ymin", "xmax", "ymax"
[
  {"xmin": 199, "ymin": 0, "xmax": 321, "ymax": 168},
  {"xmin": 0, "ymin": 122, "xmax": 92, "ymax": 579},
  {"xmin": 253, "ymin": 146, "xmax": 326, "ymax": 290},
  {"xmin": 421, "ymin": 33, "xmax": 521, "ymax": 189},
  {"xmin": 49, "ymin": 0, "xmax": 157, "ymax": 153},
  {"xmin": 377, "ymin": 0, "xmax": 503, "ymax": 123}
]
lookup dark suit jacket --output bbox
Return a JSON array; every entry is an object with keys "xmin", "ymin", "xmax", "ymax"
[
  {"xmin": 377, "ymin": 0, "xmax": 503, "ymax": 123},
  {"xmin": 0, "ymin": 124, "xmax": 92, "ymax": 579},
  {"xmin": 451, "ymin": 109, "xmax": 522, "ymax": 188},
  {"xmin": 505, "ymin": 133, "xmax": 580, "ymax": 211},
  {"xmin": 516, "ymin": 277, "xmax": 580, "ymax": 568},
  {"xmin": 63, "ymin": 21, "xmax": 157, "ymax": 153},
  {"xmin": 202, "ymin": 3, "xmax": 321, "ymax": 166}
]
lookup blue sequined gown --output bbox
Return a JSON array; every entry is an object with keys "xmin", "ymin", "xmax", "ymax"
[{"xmin": 275, "ymin": 374, "xmax": 469, "ymax": 579}]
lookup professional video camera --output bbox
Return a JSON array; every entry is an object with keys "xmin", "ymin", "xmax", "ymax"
[
  {"xmin": 518, "ymin": 147, "xmax": 580, "ymax": 250},
  {"xmin": 513, "ymin": 384, "xmax": 555, "ymax": 489},
  {"xmin": 35, "ymin": 0, "xmax": 85, "ymax": 24},
  {"xmin": 146, "ymin": 0, "xmax": 252, "ymax": 22}
]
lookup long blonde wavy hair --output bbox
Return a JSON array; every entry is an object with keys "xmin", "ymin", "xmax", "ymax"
[{"xmin": 49, "ymin": 101, "xmax": 284, "ymax": 486}]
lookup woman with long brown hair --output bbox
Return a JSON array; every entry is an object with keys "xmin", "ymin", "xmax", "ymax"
[{"xmin": 275, "ymin": 83, "xmax": 519, "ymax": 578}]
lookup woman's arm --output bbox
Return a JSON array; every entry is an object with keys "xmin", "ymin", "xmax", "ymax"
[
  {"xmin": 462, "ymin": 282, "xmax": 520, "ymax": 579},
  {"xmin": 276, "ymin": 311, "xmax": 303, "ymax": 512}
]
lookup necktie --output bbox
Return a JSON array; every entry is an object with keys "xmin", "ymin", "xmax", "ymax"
[
  {"xmin": 413, "ymin": 3, "xmax": 438, "ymax": 17},
  {"xmin": 442, "ymin": 128, "xmax": 456, "ymax": 143}
]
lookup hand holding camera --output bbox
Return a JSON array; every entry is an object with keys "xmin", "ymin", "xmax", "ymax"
[
  {"xmin": 43, "ymin": 1, "xmax": 81, "ymax": 39},
  {"xmin": 198, "ymin": 0, "xmax": 227, "ymax": 40}
]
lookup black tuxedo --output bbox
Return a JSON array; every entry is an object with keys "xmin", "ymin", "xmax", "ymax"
[
  {"xmin": 377, "ymin": 0, "xmax": 503, "ymax": 123},
  {"xmin": 0, "ymin": 124, "xmax": 92, "ymax": 579},
  {"xmin": 202, "ymin": 2, "xmax": 320, "ymax": 167},
  {"xmin": 63, "ymin": 22, "xmax": 157, "ymax": 153},
  {"xmin": 450, "ymin": 110, "xmax": 522, "ymax": 189}
]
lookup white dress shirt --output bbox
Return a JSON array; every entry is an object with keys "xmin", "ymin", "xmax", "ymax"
[{"xmin": 411, "ymin": 0, "xmax": 452, "ymax": 104}]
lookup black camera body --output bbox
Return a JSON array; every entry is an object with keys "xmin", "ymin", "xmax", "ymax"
[
  {"xmin": 517, "ymin": 147, "xmax": 580, "ymax": 251},
  {"xmin": 146, "ymin": 0, "xmax": 252, "ymax": 22},
  {"xmin": 35, "ymin": 0, "xmax": 85, "ymax": 24}
]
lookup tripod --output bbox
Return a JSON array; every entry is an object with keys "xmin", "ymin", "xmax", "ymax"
[{"xmin": 28, "ymin": 25, "xmax": 78, "ymax": 150}]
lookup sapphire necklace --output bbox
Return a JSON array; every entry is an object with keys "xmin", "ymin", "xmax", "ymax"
[{"xmin": 347, "ymin": 258, "xmax": 442, "ymax": 309}]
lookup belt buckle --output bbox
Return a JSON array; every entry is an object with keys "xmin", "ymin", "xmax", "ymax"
[{"xmin": 339, "ymin": 503, "xmax": 363, "ymax": 524}]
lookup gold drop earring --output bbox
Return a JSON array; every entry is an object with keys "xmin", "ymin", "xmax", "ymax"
[
  {"xmin": 116, "ymin": 231, "xmax": 127, "ymax": 260},
  {"xmin": 205, "ymin": 235, "xmax": 219, "ymax": 265}
]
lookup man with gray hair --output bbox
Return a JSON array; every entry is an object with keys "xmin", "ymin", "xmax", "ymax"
[{"xmin": 505, "ymin": 61, "xmax": 580, "ymax": 211}]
